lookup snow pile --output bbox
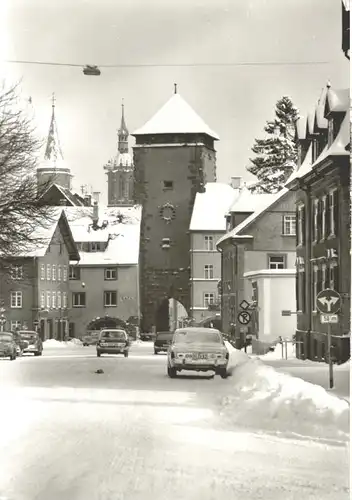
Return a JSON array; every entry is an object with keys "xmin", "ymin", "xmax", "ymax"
[
  {"xmin": 223, "ymin": 343, "xmax": 349, "ymax": 442},
  {"xmin": 43, "ymin": 339, "xmax": 67, "ymax": 348},
  {"xmin": 67, "ymin": 338, "xmax": 83, "ymax": 346}
]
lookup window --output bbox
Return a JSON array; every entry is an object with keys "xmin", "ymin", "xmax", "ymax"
[
  {"xmin": 297, "ymin": 205, "xmax": 305, "ymax": 246},
  {"xmin": 90, "ymin": 242, "xmax": 102, "ymax": 252},
  {"xmin": 63, "ymin": 265, "xmax": 67, "ymax": 282},
  {"xmin": 297, "ymin": 268, "xmax": 306, "ymax": 313},
  {"xmin": 63, "ymin": 292, "xmax": 67, "ymax": 309},
  {"xmin": 268, "ymin": 255, "xmax": 285, "ymax": 269},
  {"xmin": 104, "ymin": 268, "xmax": 118, "ymax": 280},
  {"xmin": 11, "ymin": 265, "xmax": 23, "ymax": 280},
  {"xmin": 58, "ymin": 265, "xmax": 62, "ymax": 281},
  {"xmin": 282, "ymin": 215, "xmax": 296, "ymax": 236},
  {"xmin": 163, "ymin": 180, "xmax": 174, "ymax": 190},
  {"xmin": 52, "ymin": 265, "xmax": 56, "ymax": 281},
  {"xmin": 104, "ymin": 291, "xmax": 117, "ymax": 307},
  {"xmin": 321, "ymin": 196, "xmax": 327, "ymax": 240},
  {"xmin": 312, "ymin": 199, "xmax": 319, "ymax": 242},
  {"xmin": 328, "ymin": 189, "xmax": 338, "ymax": 237},
  {"xmin": 40, "ymin": 264, "xmax": 45, "ymax": 280},
  {"xmin": 46, "ymin": 291, "xmax": 51, "ymax": 309},
  {"xmin": 204, "ymin": 265, "xmax": 214, "ymax": 279},
  {"xmin": 312, "ymin": 266, "xmax": 318, "ymax": 312},
  {"xmin": 46, "ymin": 264, "xmax": 51, "ymax": 281},
  {"xmin": 11, "ymin": 320, "xmax": 21, "ymax": 330},
  {"xmin": 69, "ymin": 265, "xmax": 80, "ymax": 280},
  {"xmin": 57, "ymin": 291, "xmax": 62, "ymax": 309},
  {"xmin": 203, "ymin": 293, "xmax": 215, "ymax": 308},
  {"xmin": 329, "ymin": 262, "xmax": 339, "ymax": 291},
  {"xmin": 40, "ymin": 291, "xmax": 45, "ymax": 309},
  {"xmin": 204, "ymin": 235, "xmax": 214, "ymax": 251},
  {"xmin": 72, "ymin": 292, "xmax": 86, "ymax": 307},
  {"xmin": 52, "ymin": 291, "xmax": 56, "ymax": 309},
  {"xmin": 10, "ymin": 291, "xmax": 22, "ymax": 308}
]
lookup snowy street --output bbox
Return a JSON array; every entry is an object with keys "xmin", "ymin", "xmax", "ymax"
[{"xmin": 0, "ymin": 341, "xmax": 349, "ymax": 500}]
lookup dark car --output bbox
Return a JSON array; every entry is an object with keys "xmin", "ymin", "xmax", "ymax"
[
  {"xmin": 140, "ymin": 332, "xmax": 155, "ymax": 341},
  {"xmin": 0, "ymin": 332, "xmax": 17, "ymax": 360},
  {"xmin": 96, "ymin": 329, "xmax": 130, "ymax": 357},
  {"xmin": 19, "ymin": 331, "xmax": 43, "ymax": 356},
  {"xmin": 154, "ymin": 331, "xmax": 174, "ymax": 355},
  {"xmin": 12, "ymin": 330, "xmax": 29, "ymax": 355}
]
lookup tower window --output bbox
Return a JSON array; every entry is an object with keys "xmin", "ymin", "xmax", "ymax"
[{"xmin": 163, "ymin": 181, "xmax": 174, "ymax": 190}]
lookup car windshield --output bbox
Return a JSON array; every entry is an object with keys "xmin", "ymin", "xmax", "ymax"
[
  {"xmin": 101, "ymin": 330, "xmax": 126, "ymax": 340},
  {"xmin": 174, "ymin": 330, "xmax": 222, "ymax": 344},
  {"xmin": 156, "ymin": 333, "xmax": 173, "ymax": 341},
  {"xmin": 0, "ymin": 334, "xmax": 13, "ymax": 342}
]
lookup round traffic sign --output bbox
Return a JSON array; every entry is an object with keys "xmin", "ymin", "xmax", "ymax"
[
  {"xmin": 316, "ymin": 288, "xmax": 341, "ymax": 314},
  {"xmin": 238, "ymin": 311, "xmax": 251, "ymax": 325}
]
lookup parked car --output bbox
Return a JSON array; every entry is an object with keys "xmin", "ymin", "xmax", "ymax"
[
  {"xmin": 0, "ymin": 332, "xmax": 17, "ymax": 360},
  {"xmin": 96, "ymin": 329, "xmax": 130, "ymax": 357},
  {"xmin": 82, "ymin": 331, "xmax": 99, "ymax": 346},
  {"xmin": 12, "ymin": 330, "xmax": 29, "ymax": 355},
  {"xmin": 154, "ymin": 331, "xmax": 174, "ymax": 354},
  {"xmin": 18, "ymin": 331, "xmax": 43, "ymax": 356},
  {"xmin": 167, "ymin": 327, "xmax": 229, "ymax": 379}
]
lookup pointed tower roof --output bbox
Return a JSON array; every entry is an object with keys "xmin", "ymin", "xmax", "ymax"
[
  {"xmin": 44, "ymin": 93, "xmax": 64, "ymax": 164},
  {"xmin": 132, "ymin": 92, "xmax": 219, "ymax": 140},
  {"xmin": 118, "ymin": 99, "xmax": 129, "ymax": 135}
]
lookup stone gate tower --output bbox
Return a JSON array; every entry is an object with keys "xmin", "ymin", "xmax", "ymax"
[{"xmin": 132, "ymin": 87, "xmax": 219, "ymax": 332}]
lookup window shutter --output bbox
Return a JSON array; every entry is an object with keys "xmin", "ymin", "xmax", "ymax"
[
  {"xmin": 282, "ymin": 215, "xmax": 285, "ymax": 235},
  {"xmin": 302, "ymin": 207, "xmax": 306, "ymax": 244},
  {"xmin": 326, "ymin": 194, "xmax": 331, "ymax": 235},
  {"xmin": 333, "ymin": 190, "xmax": 338, "ymax": 236}
]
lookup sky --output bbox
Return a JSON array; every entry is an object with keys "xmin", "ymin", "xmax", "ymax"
[{"xmin": 1, "ymin": 0, "xmax": 349, "ymax": 204}]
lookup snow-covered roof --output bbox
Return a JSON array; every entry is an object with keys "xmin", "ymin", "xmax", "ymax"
[
  {"xmin": 227, "ymin": 186, "xmax": 274, "ymax": 214},
  {"xmin": 342, "ymin": 0, "xmax": 350, "ymax": 10},
  {"xmin": 65, "ymin": 205, "xmax": 142, "ymax": 265},
  {"xmin": 132, "ymin": 93, "xmax": 219, "ymax": 140},
  {"xmin": 189, "ymin": 183, "xmax": 237, "ymax": 231},
  {"xmin": 217, "ymin": 188, "xmax": 288, "ymax": 246},
  {"xmin": 295, "ymin": 116, "xmax": 307, "ymax": 140},
  {"xmin": 104, "ymin": 152, "xmax": 133, "ymax": 172},
  {"xmin": 324, "ymin": 88, "xmax": 350, "ymax": 116},
  {"xmin": 311, "ymin": 112, "xmax": 350, "ymax": 168},
  {"xmin": 285, "ymin": 142, "xmax": 313, "ymax": 185}
]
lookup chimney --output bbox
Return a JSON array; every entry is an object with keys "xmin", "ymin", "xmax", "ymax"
[
  {"xmin": 84, "ymin": 194, "xmax": 92, "ymax": 206},
  {"xmin": 93, "ymin": 201, "xmax": 99, "ymax": 225},
  {"xmin": 230, "ymin": 176, "xmax": 242, "ymax": 189}
]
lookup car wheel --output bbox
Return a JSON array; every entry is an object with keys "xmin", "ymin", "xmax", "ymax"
[
  {"xmin": 154, "ymin": 350, "xmax": 158, "ymax": 355},
  {"xmin": 97, "ymin": 351, "xmax": 101, "ymax": 357},
  {"xmin": 34, "ymin": 351, "xmax": 42, "ymax": 356},
  {"xmin": 10, "ymin": 353, "xmax": 16, "ymax": 361},
  {"xmin": 124, "ymin": 351, "xmax": 129, "ymax": 358},
  {"xmin": 167, "ymin": 365, "xmax": 177, "ymax": 378},
  {"xmin": 219, "ymin": 368, "xmax": 228, "ymax": 379}
]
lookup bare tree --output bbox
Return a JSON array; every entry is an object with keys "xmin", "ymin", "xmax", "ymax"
[{"xmin": 0, "ymin": 81, "xmax": 55, "ymax": 273}]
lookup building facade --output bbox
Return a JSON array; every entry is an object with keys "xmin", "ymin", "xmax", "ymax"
[
  {"xmin": 132, "ymin": 90, "xmax": 218, "ymax": 332},
  {"xmin": 189, "ymin": 182, "xmax": 237, "ymax": 324},
  {"xmin": 65, "ymin": 205, "xmax": 141, "ymax": 339},
  {"xmin": 217, "ymin": 188, "xmax": 297, "ymax": 348},
  {"xmin": 0, "ymin": 210, "xmax": 79, "ymax": 339},
  {"xmin": 104, "ymin": 102, "xmax": 134, "ymax": 207},
  {"xmin": 287, "ymin": 84, "xmax": 350, "ymax": 363}
]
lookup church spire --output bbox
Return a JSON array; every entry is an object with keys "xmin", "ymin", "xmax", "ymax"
[
  {"xmin": 118, "ymin": 99, "xmax": 129, "ymax": 154},
  {"xmin": 44, "ymin": 92, "xmax": 64, "ymax": 163}
]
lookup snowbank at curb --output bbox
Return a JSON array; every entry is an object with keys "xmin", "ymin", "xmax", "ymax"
[
  {"xmin": 223, "ymin": 342, "xmax": 349, "ymax": 442},
  {"xmin": 43, "ymin": 339, "xmax": 83, "ymax": 348}
]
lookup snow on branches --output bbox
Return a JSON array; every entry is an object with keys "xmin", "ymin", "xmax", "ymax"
[{"xmin": 247, "ymin": 96, "xmax": 299, "ymax": 193}]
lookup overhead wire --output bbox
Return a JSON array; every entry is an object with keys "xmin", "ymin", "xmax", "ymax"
[{"xmin": 4, "ymin": 59, "xmax": 330, "ymax": 68}]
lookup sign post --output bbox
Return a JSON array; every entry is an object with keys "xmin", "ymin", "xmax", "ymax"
[{"xmin": 316, "ymin": 288, "xmax": 342, "ymax": 389}]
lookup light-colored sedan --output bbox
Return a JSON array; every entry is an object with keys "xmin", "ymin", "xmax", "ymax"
[{"xmin": 167, "ymin": 327, "xmax": 229, "ymax": 379}]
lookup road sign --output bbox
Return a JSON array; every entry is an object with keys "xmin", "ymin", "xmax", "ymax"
[
  {"xmin": 320, "ymin": 314, "xmax": 339, "ymax": 324},
  {"xmin": 316, "ymin": 289, "xmax": 341, "ymax": 314},
  {"xmin": 239, "ymin": 300, "xmax": 250, "ymax": 311},
  {"xmin": 238, "ymin": 311, "xmax": 251, "ymax": 325}
]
